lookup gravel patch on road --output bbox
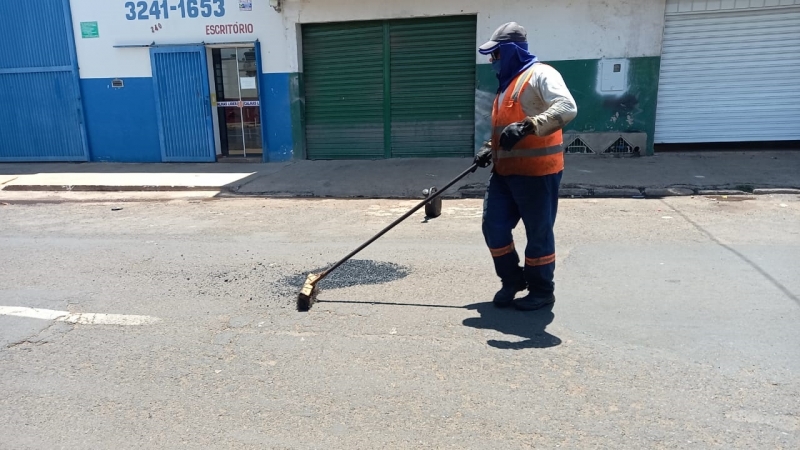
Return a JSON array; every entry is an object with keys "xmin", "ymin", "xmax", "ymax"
[{"xmin": 275, "ymin": 259, "xmax": 410, "ymax": 296}]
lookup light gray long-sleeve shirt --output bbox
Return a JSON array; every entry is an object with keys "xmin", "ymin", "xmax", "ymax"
[{"xmin": 497, "ymin": 63, "xmax": 578, "ymax": 136}]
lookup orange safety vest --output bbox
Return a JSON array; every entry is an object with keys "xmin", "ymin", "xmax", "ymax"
[{"xmin": 491, "ymin": 65, "xmax": 564, "ymax": 177}]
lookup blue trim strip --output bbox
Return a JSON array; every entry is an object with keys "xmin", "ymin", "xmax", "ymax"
[
  {"xmin": 199, "ymin": 47, "xmax": 216, "ymax": 162},
  {"xmin": 0, "ymin": 66, "xmax": 73, "ymax": 74},
  {"xmin": 62, "ymin": 0, "xmax": 90, "ymax": 161},
  {"xmin": 0, "ymin": 155, "xmax": 90, "ymax": 162},
  {"xmin": 114, "ymin": 41, "xmax": 257, "ymax": 48},
  {"xmin": 254, "ymin": 40, "xmax": 270, "ymax": 162},
  {"xmin": 149, "ymin": 50, "xmax": 168, "ymax": 163},
  {"xmin": 150, "ymin": 45, "xmax": 208, "ymax": 54}
]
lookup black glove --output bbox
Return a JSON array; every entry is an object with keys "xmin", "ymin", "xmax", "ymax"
[
  {"xmin": 473, "ymin": 146, "xmax": 493, "ymax": 169},
  {"xmin": 498, "ymin": 118, "xmax": 536, "ymax": 151}
]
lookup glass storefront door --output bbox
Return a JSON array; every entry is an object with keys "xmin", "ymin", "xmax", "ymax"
[{"xmin": 212, "ymin": 47, "xmax": 262, "ymax": 158}]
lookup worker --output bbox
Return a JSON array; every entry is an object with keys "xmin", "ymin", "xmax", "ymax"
[{"xmin": 473, "ymin": 22, "xmax": 577, "ymax": 311}]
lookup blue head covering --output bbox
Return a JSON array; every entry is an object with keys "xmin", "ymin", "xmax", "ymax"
[{"xmin": 491, "ymin": 42, "xmax": 539, "ymax": 94}]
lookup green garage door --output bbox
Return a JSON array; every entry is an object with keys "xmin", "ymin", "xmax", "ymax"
[{"xmin": 302, "ymin": 15, "xmax": 476, "ymax": 160}]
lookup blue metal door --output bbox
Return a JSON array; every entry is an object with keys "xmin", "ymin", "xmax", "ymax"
[
  {"xmin": 0, "ymin": 0, "xmax": 89, "ymax": 162},
  {"xmin": 150, "ymin": 46, "xmax": 215, "ymax": 162}
]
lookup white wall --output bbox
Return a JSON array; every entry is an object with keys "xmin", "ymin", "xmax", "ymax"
[
  {"xmin": 69, "ymin": 0, "xmax": 283, "ymax": 78},
  {"xmin": 69, "ymin": 0, "xmax": 666, "ymax": 78},
  {"xmin": 275, "ymin": 0, "xmax": 667, "ymax": 72}
]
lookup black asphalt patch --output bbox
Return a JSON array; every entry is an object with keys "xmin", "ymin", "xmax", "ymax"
[{"xmin": 278, "ymin": 259, "xmax": 410, "ymax": 292}]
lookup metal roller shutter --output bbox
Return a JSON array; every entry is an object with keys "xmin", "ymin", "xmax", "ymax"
[
  {"xmin": 655, "ymin": 6, "xmax": 800, "ymax": 144},
  {"xmin": 302, "ymin": 22, "xmax": 386, "ymax": 160},
  {"xmin": 0, "ymin": 0, "xmax": 88, "ymax": 161},
  {"xmin": 302, "ymin": 16, "xmax": 476, "ymax": 160},
  {"xmin": 389, "ymin": 16, "xmax": 476, "ymax": 158}
]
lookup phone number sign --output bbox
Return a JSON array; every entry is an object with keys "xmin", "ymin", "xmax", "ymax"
[{"xmin": 124, "ymin": 0, "xmax": 226, "ymax": 20}]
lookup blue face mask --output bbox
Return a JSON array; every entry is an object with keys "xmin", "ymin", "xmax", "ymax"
[
  {"xmin": 491, "ymin": 42, "xmax": 539, "ymax": 93},
  {"xmin": 492, "ymin": 60, "xmax": 502, "ymax": 75}
]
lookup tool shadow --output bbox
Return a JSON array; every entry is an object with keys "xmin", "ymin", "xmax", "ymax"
[
  {"xmin": 462, "ymin": 302, "xmax": 562, "ymax": 350},
  {"xmin": 318, "ymin": 299, "xmax": 561, "ymax": 350}
]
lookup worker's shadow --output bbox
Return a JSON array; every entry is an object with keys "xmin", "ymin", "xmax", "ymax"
[{"xmin": 462, "ymin": 302, "xmax": 561, "ymax": 350}]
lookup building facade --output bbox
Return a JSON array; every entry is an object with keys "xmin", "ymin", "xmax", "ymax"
[{"xmin": 1, "ymin": 0, "xmax": 798, "ymax": 163}]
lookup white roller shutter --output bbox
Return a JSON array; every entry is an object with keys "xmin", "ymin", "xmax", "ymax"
[{"xmin": 655, "ymin": 5, "xmax": 800, "ymax": 143}]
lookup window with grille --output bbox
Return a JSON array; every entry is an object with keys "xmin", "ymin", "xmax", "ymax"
[
  {"xmin": 604, "ymin": 137, "xmax": 634, "ymax": 154},
  {"xmin": 565, "ymin": 138, "xmax": 594, "ymax": 154}
]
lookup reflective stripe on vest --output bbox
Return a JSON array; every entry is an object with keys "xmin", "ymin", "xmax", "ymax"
[{"xmin": 491, "ymin": 65, "xmax": 564, "ymax": 177}]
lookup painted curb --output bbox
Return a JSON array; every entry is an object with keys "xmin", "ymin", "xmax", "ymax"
[
  {"xmin": 1, "ymin": 184, "xmax": 233, "ymax": 192},
  {"xmin": 752, "ymin": 188, "xmax": 800, "ymax": 195},
  {"xmin": 2, "ymin": 183, "xmax": 798, "ymax": 199},
  {"xmin": 644, "ymin": 187, "xmax": 695, "ymax": 197}
]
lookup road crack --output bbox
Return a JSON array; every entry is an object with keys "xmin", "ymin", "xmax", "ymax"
[{"xmin": 4, "ymin": 320, "xmax": 73, "ymax": 350}]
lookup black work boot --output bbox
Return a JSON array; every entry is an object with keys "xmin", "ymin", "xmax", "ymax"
[
  {"xmin": 513, "ymin": 293, "xmax": 555, "ymax": 311},
  {"xmin": 493, "ymin": 279, "xmax": 527, "ymax": 308},
  {"xmin": 514, "ymin": 264, "xmax": 556, "ymax": 311},
  {"xmin": 491, "ymin": 252, "xmax": 526, "ymax": 308}
]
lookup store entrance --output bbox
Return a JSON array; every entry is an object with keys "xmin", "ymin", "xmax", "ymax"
[{"xmin": 210, "ymin": 46, "xmax": 262, "ymax": 160}]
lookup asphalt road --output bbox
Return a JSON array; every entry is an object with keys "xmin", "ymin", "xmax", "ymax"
[{"xmin": 1, "ymin": 194, "xmax": 798, "ymax": 449}]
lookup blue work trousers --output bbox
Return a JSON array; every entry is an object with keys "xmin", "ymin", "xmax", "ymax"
[{"xmin": 481, "ymin": 171, "xmax": 562, "ymax": 297}]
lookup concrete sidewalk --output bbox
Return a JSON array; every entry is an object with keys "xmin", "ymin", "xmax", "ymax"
[{"xmin": 1, "ymin": 151, "xmax": 799, "ymax": 199}]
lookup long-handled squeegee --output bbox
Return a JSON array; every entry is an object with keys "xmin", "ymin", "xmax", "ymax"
[{"xmin": 297, "ymin": 162, "xmax": 480, "ymax": 311}]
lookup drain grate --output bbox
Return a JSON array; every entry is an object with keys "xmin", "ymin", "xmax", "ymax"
[
  {"xmin": 603, "ymin": 137, "xmax": 634, "ymax": 154},
  {"xmin": 565, "ymin": 138, "xmax": 594, "ymax": 154}
]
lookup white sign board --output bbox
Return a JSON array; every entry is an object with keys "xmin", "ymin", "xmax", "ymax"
[{"xmin": 239, "ymin": 76, "xmax": 256, "ymax": 90}]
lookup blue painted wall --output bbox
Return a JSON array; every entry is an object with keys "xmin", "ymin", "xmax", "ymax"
[
  {"xmin": 81, "ymin": 78, "xmax": 162, "ymax": 162},
  {"xmin": 260, "ymin": 72, "xmax": 295, "ymax": 162}
]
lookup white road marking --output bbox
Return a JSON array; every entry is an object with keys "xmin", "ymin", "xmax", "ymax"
[{"xmin": 0, "ymin": 306, "xmax": 160, "ymax": 326}]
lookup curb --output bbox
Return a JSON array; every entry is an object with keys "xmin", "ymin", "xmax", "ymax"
[
  {"xmin": 0, "ymin": 176, "xmax": 18, "ymax": 186},
  {"xmin": 752, "ymin": 188, "xmax": 800, "ymax": 195},
  {"xmin": 472, "ymin": 186, "xmax": 799, "ymax": 199},
  {"xmin": 1, "ymin": 184, "xmax": 231, "ymax": 193},
  {"xmin": 454, "ymin": 181, "xmax": 799, "ymax": 199},
  {"xmin": 230, "ymin": 186, "xmax": 797, "ymax": 200},
  {"xmin": 2, "ymin": 184, "xmax": 799, "ymax": 199}
]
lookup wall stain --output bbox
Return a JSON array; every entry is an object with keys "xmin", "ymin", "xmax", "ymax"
[{"xmin": 603, "ymin": 92, "xmax": 639, "ymax": 113}]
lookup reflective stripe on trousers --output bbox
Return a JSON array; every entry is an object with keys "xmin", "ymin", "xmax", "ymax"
[{"xmin": 482, "ymin": 171, "xmax": 562, "ymax": 297}]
